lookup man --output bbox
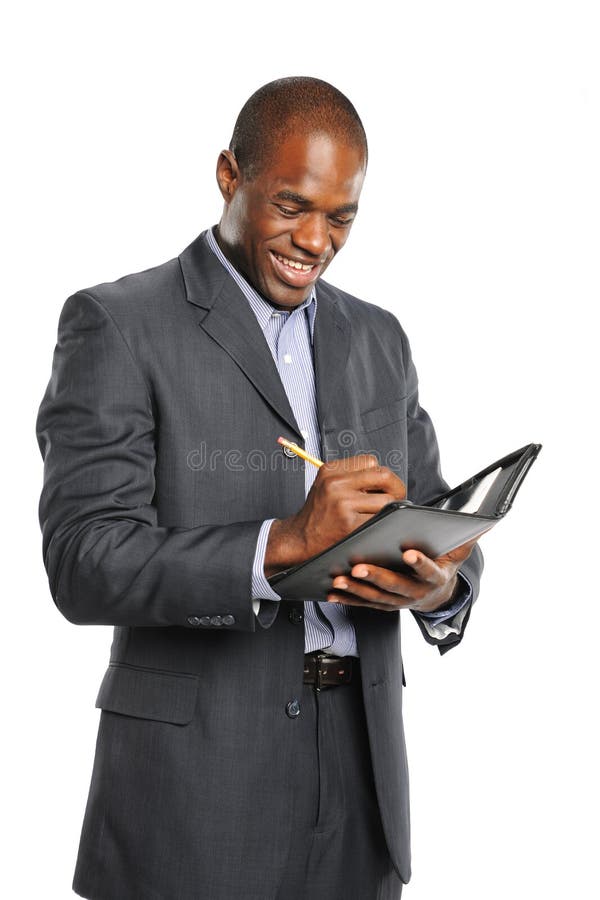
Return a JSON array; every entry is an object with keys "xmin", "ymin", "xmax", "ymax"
[{"xmin": 37, "ymin": 77, "xmax": 483, "ymax": 899}]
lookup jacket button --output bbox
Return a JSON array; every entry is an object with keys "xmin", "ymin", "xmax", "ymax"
[
  {"xmin": 286, "ymin": 699, "xmax": 301, "ymax": 718},
  {"xmin": 288, "ymin": 608, "xmax": 304, "ymax": 625},
  {"xmin": 222, "ymin": 614, "xmax": 235, "ymax": 626},
  {"xmin": 210, "ymin": 615, "xmax": 223, "ymax": 627},
  {"xmin": 282, "ymin": 445, "xmax": 298, "ymax": 458},
  {"xmin": 187, "ymin": 616, "xmax": 201, "ymax": 626},
  {"xmin": 199, "ymin": 616, "xmax": 211, "ymax": 627}
]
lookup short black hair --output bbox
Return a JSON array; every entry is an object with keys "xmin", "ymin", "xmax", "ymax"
[{"xmin": 229, "ymin": 76, "xmax": 368, "ymax": 179}]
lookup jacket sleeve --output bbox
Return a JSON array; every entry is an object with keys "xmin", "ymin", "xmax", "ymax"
[
  {"xmin": 391, "ymin": 314, "xmax": 484, "ymax": 654},
  {"xmin": 36, "ymin": 290, "xmax": 269, "ymax": 631}
]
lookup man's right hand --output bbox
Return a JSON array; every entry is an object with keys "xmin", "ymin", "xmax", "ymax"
[{"xmin": 264, "ymin": 454, "xmax": 406, "ymax": 579}]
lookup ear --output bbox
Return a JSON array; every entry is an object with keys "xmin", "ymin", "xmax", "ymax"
[{"xmin": 216, "ymin": 150, "xmax": 242, "ymax": 204}]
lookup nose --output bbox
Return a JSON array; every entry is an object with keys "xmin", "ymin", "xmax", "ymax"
[{"xmin": 291, "ymin": 213, "xmax": 331, "ymax": 259}]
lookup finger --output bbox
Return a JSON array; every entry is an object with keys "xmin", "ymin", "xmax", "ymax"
[
  {"xmin": 442, "ymin": 531, "xmax": 488, "ymax": 564},
  {"xmin": 345, "ymin": 564, "xmax": 420, "ymax": 596},
  {"xmin": 400, "ymin": 550, "xmax": 446, "ymax": 586},
  {"xmin": 448, "ymin": 538, "xmax": 477, "ymax": 560},
  {"xmin": 323, "ymin": 463, "xmax": 406, "ymax": 499},
  {"xmin": 321, "ymin": 453, "xmax": 379, "ymax": 473},
  {"xmin": 327, "ymin": 590, "xmax": 407, "ymax": 611},
  {"xmin": 347, "ymin": 511, "xmax": 399, "ymax": 530},
  {"xmin": 351, "ymin": 465, "xmax": 406, "ymax": 498},
  {"xmin": 438, "ymin": 526, "xmax": 491, "ymax": 565},
  {"xmin": 331, "ymin": 571, "xmax": 422, "ymax": 603},
  {"xmin": 353, "ymin": 492, "xmax": 405, "ymax": 514}
]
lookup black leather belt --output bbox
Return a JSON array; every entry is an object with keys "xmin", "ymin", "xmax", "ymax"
[{"xmin": 303, "ymin": 652, "xmax": 355, "ymax": 691}]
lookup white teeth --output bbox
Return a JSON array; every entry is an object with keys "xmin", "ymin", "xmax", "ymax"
[{"xmin": 275, "ymin": 253, "xmax": 314, "ymax": 272}]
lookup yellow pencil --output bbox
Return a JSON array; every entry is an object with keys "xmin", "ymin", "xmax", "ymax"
[{"xmin": 277, "ymin": 436, "xmax": 323, "ymax": 468}]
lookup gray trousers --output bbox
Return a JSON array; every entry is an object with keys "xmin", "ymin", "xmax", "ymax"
[{"xmin": 274, "ymin": 663, "xmax": 404, "ymax": 900}]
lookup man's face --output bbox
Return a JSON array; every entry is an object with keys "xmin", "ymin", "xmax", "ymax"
[{"xmin": 216, "ymin": 132, "xmax": 366, "ymax": 309}]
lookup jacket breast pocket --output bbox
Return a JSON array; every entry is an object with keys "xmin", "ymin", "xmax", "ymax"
[
  {"xmin": 360, "ymin": 397, "xmax": 407, "ymax": 434},
  {"xmin": 95, "ymin": 662, "xmax": 198, "ymax": 725}
]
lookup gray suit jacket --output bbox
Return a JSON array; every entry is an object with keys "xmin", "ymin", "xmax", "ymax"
[{"xmin": 37, "ymin": 232, "xmax": 483, "ymax": 899}]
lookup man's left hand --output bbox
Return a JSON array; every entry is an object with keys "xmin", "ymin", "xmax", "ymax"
[{"xmin": 326, "ymin": 538, "xmax": 480, "ymax": 614}]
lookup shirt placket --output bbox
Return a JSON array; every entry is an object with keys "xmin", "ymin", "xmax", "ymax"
[{"xmin": 275, "ymin": 307, "xmax": 352, "ymax": 655}]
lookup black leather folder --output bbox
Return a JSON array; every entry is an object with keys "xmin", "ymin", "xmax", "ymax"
[{"xmin": 268, "ymin": 443, "xmax": 542, "ymax": 602}]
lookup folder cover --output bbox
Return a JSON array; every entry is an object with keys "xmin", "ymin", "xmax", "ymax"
[{"xmin": 268, "ymin": 443, "xmax": 542, "ymax": 602}]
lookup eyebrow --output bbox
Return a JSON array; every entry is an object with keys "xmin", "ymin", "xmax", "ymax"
[
  {"xmin": 274, "ymin": 190, "xmax": 310, "ymax": 205},
  {"xmin": 273, "ymin": 190, "xmax": 358, "ymax": 215}
]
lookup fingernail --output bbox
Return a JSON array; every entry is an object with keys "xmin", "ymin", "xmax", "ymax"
[
  {"xmin": 354, "ymin": 566, "xmax": 369, "ymax": 578},
  {"xmin": 335, "ymin": 579, "xmax": 348, "ymax": 590}
]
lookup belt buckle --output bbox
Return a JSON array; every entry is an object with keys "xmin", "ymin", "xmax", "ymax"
[{"xmin": 315, "ymin": 652, "xmax": 329, "ymax": 692}]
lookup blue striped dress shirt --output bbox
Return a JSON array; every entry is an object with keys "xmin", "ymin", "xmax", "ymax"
[{"xmin": 205, "ymin": 227, "xmax": 471, "ymax": 655}]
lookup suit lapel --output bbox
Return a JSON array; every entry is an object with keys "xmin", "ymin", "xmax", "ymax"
[
  {"xmin": 179, "ymin": 233, "xmax": 303, "ymax": 441},
  {"xmin": 179, "ymin": 234, "xmax": 352, "ymax": 444},
  {"xmin": 312, "ymin": 280, "xmax": 352, "ymax": 436}
]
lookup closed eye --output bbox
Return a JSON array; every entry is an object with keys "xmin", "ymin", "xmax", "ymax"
[{"xmin": 275, "ymin": 205, "xmax": 302, "ymax": 217}]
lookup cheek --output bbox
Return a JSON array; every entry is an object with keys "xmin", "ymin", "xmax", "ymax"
[
  {"xmin": 329, "ymin": 232, "xmax": 350, "ymax": 258},
  {"xmin": 248, "ymin": 210, "xmax": 280, "ymax": 246}
]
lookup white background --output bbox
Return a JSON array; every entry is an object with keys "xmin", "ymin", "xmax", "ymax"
[{"xmin": 2, "ymin": 1, "xmax": 598, "ymax": 897}]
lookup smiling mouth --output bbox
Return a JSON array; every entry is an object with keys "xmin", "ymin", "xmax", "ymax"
[{"xmin": 272, "ymin": 251, "xmax": 317, "ymax": 272}]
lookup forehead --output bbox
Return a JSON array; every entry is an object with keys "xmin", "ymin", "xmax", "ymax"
[{"xmin": 257, "ymin": 132, "xmax": 366, "ymax": 203}]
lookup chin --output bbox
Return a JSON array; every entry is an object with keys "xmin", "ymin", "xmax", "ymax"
[
  {"xmin": 263, "ymin": 280, "xmax": 311, "ymax": 308},
  {"xmin": 275, "ymin": 290, "xmax": 312, "ymax": 308}
]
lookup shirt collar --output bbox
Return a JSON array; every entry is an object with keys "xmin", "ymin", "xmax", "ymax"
[{"xmin": 205, "ymin": 226, "xmax": 317, "ymax": 341}]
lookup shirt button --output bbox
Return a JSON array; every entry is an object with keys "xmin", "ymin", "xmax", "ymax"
[
  {"xmin": 283, "ymin": 353, "xmax": 292, "ymax": 364},
  {"xmin": 286, "ymin": 699, "xmax": 301, "ymax": 718},
  {"xmin": 222, "ymin": 614, "xmax": 235, "ymax": 626},
  {"xmin": 288, "ymin": 608, "xmax": 304, "ymax": 625},
  {"xmin": 210, "ymin": 615, "xmax": 223, "ymax": 627}
]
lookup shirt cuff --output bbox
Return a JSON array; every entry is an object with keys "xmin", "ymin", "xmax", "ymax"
[
  {"xmin": 418, "ymin": 571, "xmax": 472, "ymax": 620},
  {"xmin": 251, "ymin": 519, "xmax": 282, "ymax": 616},
  {"xmin": 416, "ymin": 571, "xmax": 472, "ymax": 639}
]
